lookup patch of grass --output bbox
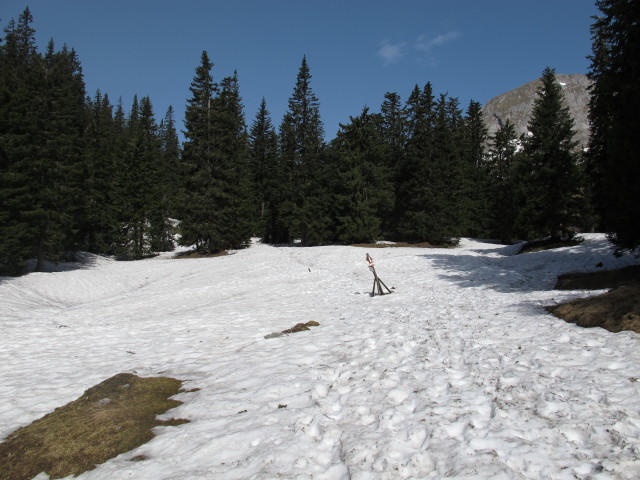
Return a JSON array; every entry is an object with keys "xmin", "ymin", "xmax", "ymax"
[
  {"xmin": 0, "ymin": 373, "xmax": 189, "ymax": 480},
  {"xmin": 547, "ymin": 266, "xmax": 640, "ymax": 334}
]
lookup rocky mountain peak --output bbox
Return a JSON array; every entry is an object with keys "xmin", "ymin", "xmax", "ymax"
[{"xmin": 481, "ymin": 73, "xmax": 591, "ymax": 149}]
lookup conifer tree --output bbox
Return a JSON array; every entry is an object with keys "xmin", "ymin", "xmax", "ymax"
[
  {"xmin": 587, "ymin": 0, "xmax": 640, "ymax": 252},
  {"xmin": 393, "ymin": 83, "xmax": 435, "ymax": 241},
  {"xmin": 0, "ymin": 11, "xmax": 37, "ymax": 274},
  {"xmin": 138, "ymin": 96, "xmax": 174, "ymax": 253},
  {"xmin": 394, "ymin": 85, "xmax": 463, "ymax": 244},
  {"xmin": 379, "ymin": 91, "xmax": 407, "ymax": 236},
  {"xmin": 179, "ymin": 51, "xmax": 218, "ymax": 252},
  {"xmin": 248, "ymin": 98, "xmax": 279, "ymax": 241},
  {"xmin": 430, "ymin": 94, "xmax": 465, "ymax": 241},
  {"xmin": 486, "ymin": 120, "xmax": 519, "ymax": 243},
  {"xmin": 80, "ymin": 90, "xmax": 120, "ymax": 253},
  {"xmin": 278, "ymin": 56, "xmax": 330, "ymax": 245},
  {"xmin": 514, "ymin": 67, "xmax": 581, "ymax": 241},
  {"xmin": 330, "ymin": 108, "xmax": 393, "ymax": 243},
  {"xmin": 459, "ymin": 100, "xmax": 489, "ymax": 237},
  {"xmin": 380, "ymin": 92, "xmax": 408, "ymax": 153},
  {"xmin": 40, "ymin": 42, "xmax": 86, "ymax": 255},
  {"xmin": 0, "ymin": 9, "xmax": 85, "ymax": 272},
  {"xmin": 158, "ymin": 105, "xmax": 181, "ymax": 221},
  {"xmin": 214, "ymin": 72, "xmax": 253, "ymax": 248},
  {"xmin": 179, "ymin": 53, "xmax": 252, "ymax": 252}
]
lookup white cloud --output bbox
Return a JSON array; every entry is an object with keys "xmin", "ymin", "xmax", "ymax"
[
  {"xmin": 377, "ymin": 31, "xmax": 460, "ymax": 67},
  {"xmin": 415, "ymin": 31, "xmax": 461, "ymax": 52},
  {"xmin": 376, "ymin": 41, "xmax": 406, "ymax": 66}
]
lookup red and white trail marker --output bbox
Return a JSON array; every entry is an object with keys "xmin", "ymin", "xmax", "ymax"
[{"xmin": 365, "ymin": 253, "xmax": 392, "ymax": 297}]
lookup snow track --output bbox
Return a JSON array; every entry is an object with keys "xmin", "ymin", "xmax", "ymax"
[{"xmin": 1, "ymin": 235, "xmax": 639, "ymax": 479}]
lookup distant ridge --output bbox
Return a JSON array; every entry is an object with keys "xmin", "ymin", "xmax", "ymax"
[{"xmin": 481, "ymin": 73, "xmax": 591, "ymax": 149}]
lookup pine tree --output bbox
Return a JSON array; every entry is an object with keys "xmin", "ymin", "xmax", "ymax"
[
  {"xmin": 158, "ymin": 105, "xmax": 181, "ymax": 221},
  {"xmin": 179, "ymin": 53, "xmax": 251, "ymax": 252},
  {"xmin": 0, "ymin": 10, "xmax": 40, "ymax": 274},
  {"xmin": 138, "ymin": 96, "xmax": 173, "ymax": 253},
  {"xmin": 41, "ymin": 43, "xmax": 86, "ymax": 255},
  {"xmin": 278, "ymin": 56, "xmax": 330, "ymax": 245},
  {"xmin": 0, "ymin": 10, "xmax": 86, "ymax": 272},
  {"xmin": 179, "ymin": 51, "xmax": 218, "ymax": 252},
  {"xmin": 587, "ymin": 0, "xmax": 640, "ymax": 252},
  {"xmin": 379, "ymin": 91, "xmax": 407, "ymax": 236},
  {"xmin": 514, "ymin": 67, "xmax": 581, "ymax": 241},
  {"xmin": 393, "ymin": 83, "xmax": 435, "ymax": 241},
  {"xmin": 394, "ymin": 85, "xmax": 462, "ymax": 244},
  {"xmin": 486, "ymin": 119, "xmax": 519, "ymax": 243},
  {"xmin": 330, "ymin": 108, "xmax": 393, "ymax": 243},
  {"xmin": 214, "ymin": 72, "xmax": 253, "ymax": 248},
  {"xmin": 459, "ymin": 100, "xmax": 489, "ymax": 237},
  {"xmin": 80, "ymin": 90, "xmax": 120, "ymax": 254},
  {"xmin": 248, "ymin": 98, "xmax": 279, "ymax": 241}
]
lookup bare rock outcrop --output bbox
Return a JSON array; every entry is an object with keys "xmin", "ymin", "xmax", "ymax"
[{"xmin": 481, "ymin": 73, "xmax": 591, "ymax": 150}]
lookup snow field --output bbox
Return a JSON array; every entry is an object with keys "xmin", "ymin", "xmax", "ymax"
[{"xmin": 0, "ymin": 234, "xmax": 639, "ymax": 479}]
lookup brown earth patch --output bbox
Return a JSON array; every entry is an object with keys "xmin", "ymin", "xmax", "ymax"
[
  {"xmin": 546, "ymin": 266, "xmax": 640, "ymax": 334},
  {"xmin": 174, "ymin": 250, "xmax": 230, "ymax": 259},
  {"xmin": 351, "ymin": 241, "xmax": 457, "ymax": 249},
  {"xmin": 518, "ymin": 237, "xmax": 583, "ymax": 254},
  {"xmin": 554, "ymin": 265, "xmax": 640, "ymax": 290}
]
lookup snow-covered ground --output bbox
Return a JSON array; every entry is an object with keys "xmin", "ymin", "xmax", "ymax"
[{"xmin": 1, "ymin": 234, "xmax": 639, "ymax": 479}]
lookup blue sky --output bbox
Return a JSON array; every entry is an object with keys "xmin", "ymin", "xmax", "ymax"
[{"xmin": 2, "ymin": 1, "xmax": 598, "ymax": 141}]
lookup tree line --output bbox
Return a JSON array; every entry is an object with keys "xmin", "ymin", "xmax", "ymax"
[{"xmin": 1, "ymin": 2, "xmax": 637, "ymax": 276}]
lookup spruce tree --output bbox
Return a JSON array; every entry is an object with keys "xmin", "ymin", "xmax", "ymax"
[
  {"xmin": 393, "ymin": 83, "xmax": 435, "ymax": 241},
  {"xmin": 214, "ymin": 72, "xmax": 253, "ymax": 248},
  {"xmin": 80, "ymin": 90, "xmax": 120, "ymax": 254},
  {"xmin": 40, "ymin": 43, "xmax": 86, "ymax": 256},
  {"xmin": 0, "ymin": 10, "xmax": 86, "ymax": 272},
  {"xmin": 158, "ymin": 105, "xmax": 181, "ymax": 221},
  {"xmin": 515, "ymin": 67, "xmax": 581, "ymax": 241},
  {"xmin": 486, "ymin": 119, "xmax": 519, "ymax": 243},
  {"xmin": 138, "ymin": 96, "xmax": 174, "ymax": 253},
  {"xmin": 179, "ymin": 51, "xmax": 219, "ymax": 252},
  {"xmin": 395, "ymin": 85, "xmax": 462, "ymax": 244},
  {"xmin": 179, "ymin": 53, "xmax": 251, "ymax": 252},
  {"xmin": 248, "ymin": 98, "xmax": 279, "ymax": 242},
  {"xmin": 330, "ymin": 108, "xmax": 393, "ymax": 243},
  {"xmin": 0, "ymin": 10, "xmax": 40, "ymax": 274},
  {"xmin": 459, "ymin": 100, "xmax": 489, "ymax": 237},
  {"xmin": 278, "ymin": 56, "xmax": 330, "ymax": 245},
  {"xmin": 379, "ymin": 91, "xmax": 407, "ymax": 236},
  {"xmin": 587, "ymin": 0, "xmax": 640, "ymax": 252}
]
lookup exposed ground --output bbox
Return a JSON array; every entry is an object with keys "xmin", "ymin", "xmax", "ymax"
[
  {"xmin": 0, "ymin": 374, "xmax": 188, "ymax": 480},
  {"xmin": 547, "ymin": 265, "xmax": 640, "ymax": 334}
]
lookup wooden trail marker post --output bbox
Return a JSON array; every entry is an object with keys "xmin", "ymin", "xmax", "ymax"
[{"xmin": 366, "ymin": 253, "xmax": 392, "ymax": 297}]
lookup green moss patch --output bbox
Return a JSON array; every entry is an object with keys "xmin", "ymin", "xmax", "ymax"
[{"xmin": 0, "ymin": 373, "xmax": 189, "ymax": 480}]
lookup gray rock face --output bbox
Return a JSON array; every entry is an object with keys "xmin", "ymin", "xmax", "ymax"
[{"xmin": 481, "ymin": 73, "xmax": 591, "ymax": 150}]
